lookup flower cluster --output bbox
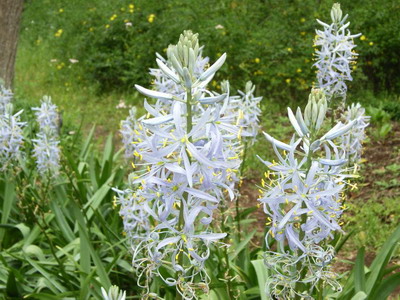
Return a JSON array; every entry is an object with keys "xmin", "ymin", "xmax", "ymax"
[
  {"xmin": 313, "ymin": 3, "xmax": 361, "ymax": 101},
  {"xmin": 0, "ymin": 85, "xmax": 13, "ymax": 114},
  {"xmin": 258, "ymin": 89, "xmax": 359, "ymax": 298},
  {"xmin": 340, "ymin": 103, "xmax": 370, "ymax": 163},
  {"xmin": 116, "ymin": 31, "xmax": 242, "ymax": 298},
  {"xmin": 119, "ymin": 106, "xmax": 138, "ymax": 159},
  {"xmin": 265, "ymin": 244, "xmax": 341, "ymax": 298},
  {"xmin": 0, "ymin": 85, "xmax": 26, "ymax": 170},
  {"xmin": 31, "ymin": 96, "xmax": 61, "ymax": 177}
]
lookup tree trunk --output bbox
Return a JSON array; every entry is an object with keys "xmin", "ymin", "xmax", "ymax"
[{"xmin": 0, "ymin": 0, "xmax": 24, "ymax": 89}]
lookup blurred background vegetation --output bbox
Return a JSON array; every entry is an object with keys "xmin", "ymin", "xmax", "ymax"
[
  {"xmin": 9, "ymin": 0, "xmax": 400, "ymax": 294},
  {"xmin": 15, "ymin": 0, "xmax": 400, "ymax": 132}
]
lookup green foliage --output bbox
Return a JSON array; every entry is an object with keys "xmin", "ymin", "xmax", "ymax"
[
  {"xmin": 345, "ymin": 196, "xmax": 400, "ymax": 253},
  {"xmin": 20, "ymin": 0, "xmax": 400, "ymax": 99},
  {"xmin": 366, "ymin": 104, "xmax": 393, "ymax": 139},
  {"xmin": 337, "ymin": 225, "xmax": 400, "ymax": 300},
  {"xmin": 0, "ymin": 126, "xmax": 132, "ymax": 298}
]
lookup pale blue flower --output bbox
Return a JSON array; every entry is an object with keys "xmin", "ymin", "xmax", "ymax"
[
  {"xmin": 314, "ymin": 4, "xmax": 361, "ymax": 101},
  {"xmin": 340, "ymin": 103, "xmax": 370, "ymax": 162},
  {"xmin": 117, "ymin": 31, "xmax": 242, "ymax": 297},
  {"xmin": 0, "ymin": 85, "xmax": 13, "ymax": 114},
  {"xmin": 0, "ymin": 104, "xmax": 26, "ymax": 169},
  {"xmin": 32, "ymin": 96, "xmax": 59, "ymax": 134},
  {"xmin": 259, "ymin": 89, "xmax": 355, "ymax": 298},
  {"xmin": 32, "ymin": 96, "xmax": 60, "ymax": 177}
]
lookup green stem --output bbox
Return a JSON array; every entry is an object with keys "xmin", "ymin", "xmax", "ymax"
[
  {"xmin": 220, "ymin": 202, "xmax": 235, "ymax": 299},
  {"xmin": 295, "ymin": 133, "xmax": 315, "ymax": 299},
  {"xmin": 236, "ymin": 140, "xmax": 249, "ymax": 242},
  {"xmin": 176, "ymin": 89, "xmax": 193, "ymax": 300}
]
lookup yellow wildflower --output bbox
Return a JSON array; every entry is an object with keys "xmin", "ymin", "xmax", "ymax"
[
  {"xmin": 360, "ymin": 35, "xmax": 366, "ymax": 41},
  {"xmin": 254, "ymin": 58, "xmax": 260, "ymax": 63},
  {"xmin": 296, "ymin": 68, "xmax": 302, "ymax": 73},
  {"xmin": 300, "ymin": 17, "xmax": 306, "ymax": 22},
  {"xmin": 147, "ymin": 14, "xmax": 155, "ymax": 23},
  {"xmin": 59, "ymin": 8, "xmax": 64, "ymax": 13},
  {"xmin": 105, "ymin": 24, "xmax": 110, "ymax": 29},
  {"xmin": 287, "ymin": 47, "xmax": 292, "ymax": 52},
  {"xmin": 285, "ymin": 78, "xmax": 291, "ymax": 84},
  {"xmin": 369, "ymin": 42, "xmax": 374, "ymax": 46},
  {"xmin": 54, "ymin": 29, "xmax": 63, "ymax": 37},
  {"xmin": 110, "ymin": 14, "xmax": 117, "ymax": 21}
]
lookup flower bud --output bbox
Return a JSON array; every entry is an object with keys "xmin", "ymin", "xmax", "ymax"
[
  {"xmin": 304, "ymin": 89, "xmax": 327, "ymax": 131},
  {"xmin": 168, "ymin": 30, "xmax": 200, "ymax": 76},
  {"xmin": 331, "ymin": 3, "xmax": 343, "ymax": 24}
]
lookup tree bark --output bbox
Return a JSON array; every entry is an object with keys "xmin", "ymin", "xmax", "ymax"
[{"xmin": 0, "ymin": 0, "xmax": 24, "ymax": 89}]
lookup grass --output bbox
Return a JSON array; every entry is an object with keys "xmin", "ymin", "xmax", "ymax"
[{"xmin": 14, "ymin": 40, "xmax": 141, "ymax": 142}]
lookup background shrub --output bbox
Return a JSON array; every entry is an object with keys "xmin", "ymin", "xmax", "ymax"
[{"xmin": 20, "ymin": 0, "xmax": 400, "ymax": 102}]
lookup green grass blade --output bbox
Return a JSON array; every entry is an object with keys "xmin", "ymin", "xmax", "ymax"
[
  {"xmin": 78, "ymin": 222, "xmax": 111, "ymax": 289},
  {"xmin": 251, "ymin": 259, "xmax": 269, "ymax": 300},
  {"xmin": 0, "ymin": 180, "xmax": 15, "ymax": 247},
  {"xmin": 229, "ymin": 229, "xmax": 256, "ymax": 262},
  {"xmin": 350, "ymin": 291, "xmax": 367, "ymax": 300},
  {"xmin": 79, "ymin": 125, "xmax": 95, "ymax": 160},
  {"xmin": 354, "ymin": 247, "xmax": 366, "ymax": 293},
  {"xmin": 370, "ymin": 272, "xmax": 400, "ymax": 299},
  {"xmin": 366, "ymin": 225, "xmax": 400, "ymax": 294}
]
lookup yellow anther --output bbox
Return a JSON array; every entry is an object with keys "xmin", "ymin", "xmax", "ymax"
[{"xmin": 181, "ymin": 234, "xmax": 187, "ymax": 242}]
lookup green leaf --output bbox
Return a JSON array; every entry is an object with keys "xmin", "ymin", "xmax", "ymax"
[
  {"xmin": 251, "ymin": 259, "xmax": 269, "ymax": 300},
  {"xmin": 79, "ymin": 125, "xmax": 95, "ymax": 160},
  {"xmin": 370, "ymin": 272, "xmax": 400, "ymax": 299},
  {"xmin": 51, "ymin": 187, "xmax": 75, "ymax": 242},
  {"xmin": 366, "ymin": 225, "xmax": 400, "ymax": 294},
  {"xmin": 77, "ymin": 222, "xmax": 111, "ymax": 288},
  {"xmin": 83, "ymin": 177, "xmax": 114, "ymax": 220},
  {"xmin": 6, "ymin": 269, "xmax": 20, "ymax": 297},
  {"xmin": 354, "ymin": 247, "xmax": 366, "ymax": 293},
  {"xmin": 334, "ymin": 230, "xmax": 355, "ymax": 254},
  {"xmin": 350, "ymin": 291, "xmax": 367, "ymax": 300},
  {"xmin": 0, "ymin": 180, "xmax": 15, "ymax": 247},
  {"xmin": 229, "ymin": 229, "xmax": 256, "ymax": 261},
  {"xmin": 25, "ymin": 258, "xmax": 66, "ymax": 293}
]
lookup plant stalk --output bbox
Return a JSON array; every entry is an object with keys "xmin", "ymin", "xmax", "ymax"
[{"xmin": 176, "ymin": 89, "xmax": 193, "ymax": 300}]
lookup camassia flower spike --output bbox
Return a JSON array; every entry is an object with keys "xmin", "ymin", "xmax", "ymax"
[
  {"xmin": 116, "ymin": 31, "xmax": 241, "ymax": 299},
  {"xmin": 0, "ymin": 85, "xmax": 26, "ymax": 170},
  {"xmin": 258, "ymin": 89, "xmax": 360, "ymax": 298},
  {"xmin": 314, "ymin": 3, "xmax": 361, "ymax": 102},
  {"xmin": 31, "ymin": 96, "xmax": 61, "ymax": 178}
]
